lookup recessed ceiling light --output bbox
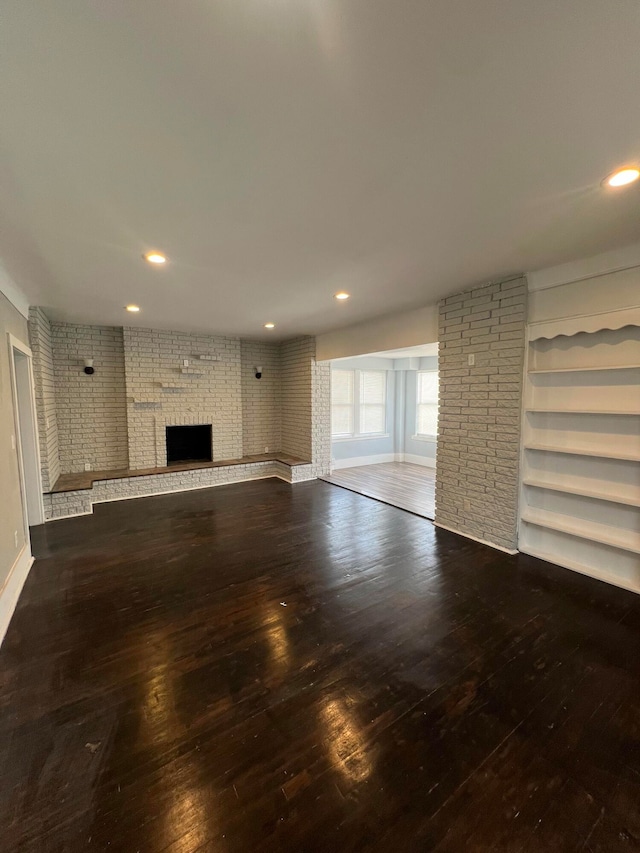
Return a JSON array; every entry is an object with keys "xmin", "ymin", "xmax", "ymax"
[
  {"xmin": 125, "ymin": 305, "xmax": 140, "ymax": 312},
  {"xmin": 334, "ymin": 292, "xmax": 350, "ymax": 300},
  {"xmin": 143, "ymin": 251, "xmax": 167, "ymax": 264},
  {"xmin": 605, "ymin": 167, "xmax": 640, "ymax": 188},
  {"xmin": 264, "ymin": 322, "xmax": 275, "ymax": 329}
]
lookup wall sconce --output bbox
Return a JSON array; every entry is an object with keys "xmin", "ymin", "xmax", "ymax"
[
  {"xmin": 83, "ymin": 358, "xmax": 95, "ymax": 375},
  {"xmin": 254, "ymin": 365, "xmax": 263, "ymax": 379}
]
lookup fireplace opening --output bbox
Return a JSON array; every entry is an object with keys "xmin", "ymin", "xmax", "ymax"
[{"xmin": 166, "ymin": 424, "xmax": 212, "ymax": 465}]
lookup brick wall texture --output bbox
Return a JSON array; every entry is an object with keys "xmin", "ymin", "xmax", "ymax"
[
  {"xmin": 52, "ymin": 323, "xmax": 129, "ymax": 474},
  {"xmin": 281, "ymin": 337, "xmax": 314, "ymax": 460},
  {"xmin": 29, "ymin": 311, "xmax": 331, "ymax": 516},
  {"xmin": 435, "ymin": 276, "xmax": 527, "ymax": 551},
  {"xmin": 241, "ymin": 341, "xmax": 282, "ymax": 455},
  {"xmin": 28, "ymin": 308, "xmax": 61, "ymax": 490},
  {"xmin": 122, "ymin": 327, "xmax": 244, "ymax": 468}
]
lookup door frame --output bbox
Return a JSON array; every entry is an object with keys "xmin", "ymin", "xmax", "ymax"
[{"xmin": 7, "ymin": 333, "xmax": 44, "ymax": 528}]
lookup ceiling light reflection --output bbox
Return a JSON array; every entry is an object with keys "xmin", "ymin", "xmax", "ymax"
[{"xmin": 319, "ymin": 697, "xmax": 373, "ymax": 782}]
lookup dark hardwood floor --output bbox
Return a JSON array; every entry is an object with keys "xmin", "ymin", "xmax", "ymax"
[
  {"xmin": 1, "ymin": 478, "xmax": 640, "ymax": 852},
  {"xmin": 322, "ymin": 461, "xmax": 436, "ymax": 519}
]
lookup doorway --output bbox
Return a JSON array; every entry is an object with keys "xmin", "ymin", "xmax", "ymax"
[
  {"xmin": 8, "ymin": 334, "xmax": 44, "ymax": 529},
  {"xmin": 322, "ymin": 343, "xmax": 438, "ymax": 519}
]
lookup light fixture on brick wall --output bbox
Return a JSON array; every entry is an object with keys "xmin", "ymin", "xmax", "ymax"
[
  {"xmin": 254, "ymin": 366, "xmax": 263, "ymax": 379},
  {"xmin": 83, "ymin": 358, "xmax": 95, "ymax": 376}
]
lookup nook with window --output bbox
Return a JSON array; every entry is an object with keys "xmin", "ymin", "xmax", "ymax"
[{"xmin": 331, "ymin": 369, "xmax": 388, "ymax": 438}]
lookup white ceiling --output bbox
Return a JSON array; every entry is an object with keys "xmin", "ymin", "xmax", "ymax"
[{"xmin": 2, "ymin": 1, "xmax": 640, "ymax": 339}]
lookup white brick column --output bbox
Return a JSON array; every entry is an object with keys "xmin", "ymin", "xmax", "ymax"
[{"xmin": 435, "ymin": 276, "xmax": 527, "ymax": 551}]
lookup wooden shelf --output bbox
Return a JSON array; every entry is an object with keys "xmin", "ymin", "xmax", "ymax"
[
  {"xmin": 527, "ymin": 364, "xmax": 640, "ymax": 374},
  {"xmin": 525, "ymin": 408, "xmax": 638, "ymax": 415},
  {"xmin": 521, "ymin": 509, "xmax": 640, "ymax": 555},
  {"xmin": 522, "ymin": 479, "xmax": 640, "ymax": 508}
]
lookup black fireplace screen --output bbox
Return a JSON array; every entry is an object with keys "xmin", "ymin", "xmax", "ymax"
[{"xmin": 166, "ymin": 424, "xmax": 212, "ymax": 465}]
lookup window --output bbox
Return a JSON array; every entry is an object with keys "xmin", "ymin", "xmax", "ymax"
[
  {"xmin": 331, "ymin": 370, "xmax": 355, "ymax": 436},
  {"xmin": 331, "ymin": 369, "xmax": 387, "ymax": 437},
  {"xmin": 416, "ymin": 370, "xmax": 438, "ymax": 438}
]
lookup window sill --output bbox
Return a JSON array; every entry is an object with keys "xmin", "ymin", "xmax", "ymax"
[
  {"xmin": 332, "ymin": 433, "xmax": 390, "ymax": 442},
  {"xmin": 411, "ymin": 434, "xmax": 437, "ymax": 443}
]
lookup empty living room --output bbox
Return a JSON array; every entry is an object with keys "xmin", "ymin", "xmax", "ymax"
[{"xmin": 2, "ymin": 3, "xmax": 640, "ymax": 851}]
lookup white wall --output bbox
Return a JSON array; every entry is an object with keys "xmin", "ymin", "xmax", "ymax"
[
  {"xmin": 317, "ymin": 304, "xmax": 438, "ymax": 361},
  {"xmin": 402, "ymin": 356, "xmax": 438, "ymax": 466},
  {"xmin": 0, "ymin": 281, "xmax": 34, "ymax": 646}
]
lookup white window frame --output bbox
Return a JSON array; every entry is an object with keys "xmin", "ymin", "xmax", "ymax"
[
  {"xmin": 413, "ymin": 369, "xmax": 439, "ymax": 441},
  {"xmin": 331, "ymin": 369, "xmax": 389, "ymax": 440}
]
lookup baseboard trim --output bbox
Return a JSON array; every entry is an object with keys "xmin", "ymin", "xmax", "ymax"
[
  {"xmin": 331, "ymin": 453, "xmax": 396, "ymax": 470},
  {"xmin": 434, "ymin": 523, "xmax": 518, "ymax": 555},
  {"xmin": 0, "ymin": 544, "xmax": 34, "ymax": 648},
  {"xmin": 331, "ymin": 452, "xmax": 436, "ymax": 470},
  {"xmin": 399, "ymin": 453, "xmax": 436, "ymax": 468}
]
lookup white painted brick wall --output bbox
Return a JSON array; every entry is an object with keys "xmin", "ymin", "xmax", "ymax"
[
  {"xmin": 28, "ymin": 308, "xmax": 61, "ymax": 490},
  {"xmin": 34, "ymin": 317, "xmax": 330, "ymax": 517},
  {"xmin": 241, "ymin": 340, "xmax": 282, "ymax": 454},
  {"xmin": 123, "ymin": 327, "xmax": 243, "ymax": 468},
  {"xmin": 281, "ymin": 337, "xmax": 314, "ymax": 460},
  {"xmin": 435, "ymin": 276, "xmax": 527, "ymax": 551},
  {"xmin": 279, "ymin": 336, "xmax": 331, "ymax": 479},
  {"xmin": 42, "ymin": 460, "xmax": 286, "ymax": 519},
  {"xmin": 51, "ymin": 322, "xmax": 129, "ymax": 474}
]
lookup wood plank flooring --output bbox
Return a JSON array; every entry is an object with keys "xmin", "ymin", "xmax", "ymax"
[
  {"xmin": 2, "ymin": 478, "xmax": 640, "ymax": 851},
  {"xmin": 322, "ymin": 461, "xmax": 436, "ymax": 518}
]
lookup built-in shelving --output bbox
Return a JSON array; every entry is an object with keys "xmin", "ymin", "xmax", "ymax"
[
  {"xmin": 525, "ymin": 408, "xmax": 638, "ymax": 415},
  {"xmin": 520, "ymin": 545, "xmax": 640, "ymax": 595},
  {"xmin": 519, "ymin": 323, "xmax": 640, "ymax": 593},
  {"xmin": 523, "ymin": 479, "xmax": 640, "ymax": 508},
  {"xmin": 521, "ymin": 509, "xmax": 640, "ymax": 555},
  {"xmin": 528, "ymin": 363, "xmax": 640, "ymax": 374},
  {"xmin": 524, "ymin": 444, "xmax": 640, "ymax": 462}
]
